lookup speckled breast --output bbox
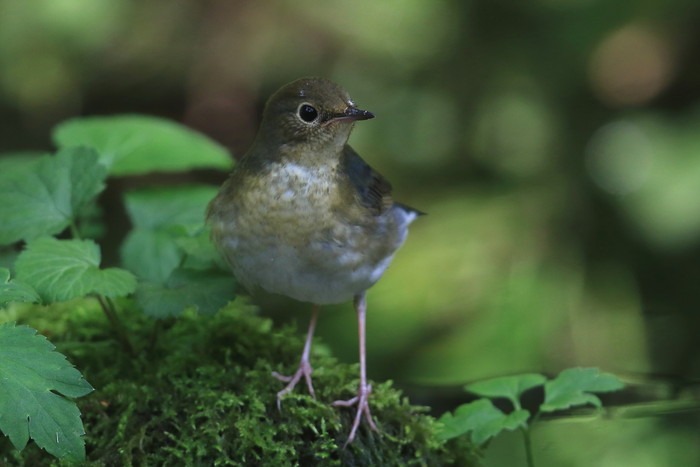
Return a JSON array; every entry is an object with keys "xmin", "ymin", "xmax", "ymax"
[{"xmin": 208, "ymin": 162, "xmax": 412, "ymax": 305}]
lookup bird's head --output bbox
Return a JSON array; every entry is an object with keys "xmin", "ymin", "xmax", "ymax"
[{"xmin": 258, "ymin": 77, "xmax": 374, "ymax": 152}]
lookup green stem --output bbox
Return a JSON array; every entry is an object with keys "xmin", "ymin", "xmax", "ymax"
[
  {"xmin": 96, "ymin": 295, "xmax": 136, "ymax": 357},
  {"xmin": 521, "ymin": 427, "xmax": 535, "ymax": 467},
  {"xmin": 69, "ymin": 220, "xmax": 81, "ymax": 240}
]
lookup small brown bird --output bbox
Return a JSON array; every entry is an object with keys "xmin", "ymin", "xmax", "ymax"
[{"xmin": 207, "ymin": 77, "xmax": 420, "ymax": 444}]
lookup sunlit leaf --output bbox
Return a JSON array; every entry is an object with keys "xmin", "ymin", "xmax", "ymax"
[
  {"xmin": 466, "ymin": 373, "xmax": 546, "ymax": 409},
  {"xmin": 53, "ymin": 115, "xmax": 233, "ymax": 175},
  {"xmin": 438, "ymin": 398, "xmax": 529, "ymax": 444},
  {"xmin": 0, "ymin": 323, "xmax": 93, "ymax": 461},
  {"xmin": 15, "ymin": 237, "xmax": 136, "ymax": 302},
  {"xmin": 541, "ymin": 367, "xmax": 624, "ymax": 413}
]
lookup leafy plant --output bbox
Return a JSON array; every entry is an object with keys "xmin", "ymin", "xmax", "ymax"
[
  {"xmin": 438, "ymin": 368, "xmax": 625, "ymax": 467},
  {"xmin": 0, "ymin": 115, "xmax": 480, "ymax": 464},
  {"xmin": 0, "ymin": 147, "xmax": 107, "ymax": 244},
  {"xmin": 0, "ymin": 323, "xmax": 94, "ymax": 462},
  {"xmin": 0, "ymin": 115, "xmax": 236, "ymax": 462},
  {"xmin": 15, "ymin": 237, "xmax": 136, "ymax": 303}
]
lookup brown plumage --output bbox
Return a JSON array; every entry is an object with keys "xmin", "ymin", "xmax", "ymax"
[{"xmin": 207, "ymin": 77, "xmax": 421, "ymax": 445}]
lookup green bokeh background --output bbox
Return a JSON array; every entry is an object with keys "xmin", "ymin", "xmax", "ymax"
[{"xmin": 1, "ymin": 0, "xmax": 699, "ymax": 464}]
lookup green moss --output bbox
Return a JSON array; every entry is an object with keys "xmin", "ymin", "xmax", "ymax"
[{"xmin": 0, "ymin": 301, "xmax": 480, "ymax": 466}]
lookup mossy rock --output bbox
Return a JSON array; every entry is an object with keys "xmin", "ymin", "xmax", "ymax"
[{"xmin": 0, "ymin": 300, "xmax": 480, "ymax": 466}]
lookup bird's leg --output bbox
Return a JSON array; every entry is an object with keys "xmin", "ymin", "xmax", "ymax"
[
  {"xmin": 272, "ymin": 304, "xmax": 319, "ymax": 409},
  {"xmin": 332, "ymin": 292, "xmax": 378, "ymax": 445}
]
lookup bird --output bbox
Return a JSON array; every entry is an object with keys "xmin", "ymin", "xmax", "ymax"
[{"xmin": 206, "ymin": 77, "xmax": 421, "ymax": 445}]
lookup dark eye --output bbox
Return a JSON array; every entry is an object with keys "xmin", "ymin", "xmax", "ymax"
[{"xmin": 298, "ymin": 104, "xmax": 319, "ymax": 123}]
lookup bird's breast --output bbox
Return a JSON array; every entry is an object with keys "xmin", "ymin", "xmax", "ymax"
[
  {"xmin": 208, "ymin": 160, "xmax": 410, "ymax": 304},
  {"xmin": 240, "ymin": 161, "xmax": 338, "ymax": 238}
]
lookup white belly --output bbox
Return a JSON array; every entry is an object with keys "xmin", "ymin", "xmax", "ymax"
[{"xmin": 215, "ymin": 205, "xmax": 416, "ymax": 305}]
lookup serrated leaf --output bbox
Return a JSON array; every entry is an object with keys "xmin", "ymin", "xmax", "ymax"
[
  {"xmin": 0, "ymin": 147, "xmax": 107, "ymax": 245},
  {"xmin": 0, "ymin": 267, "xmax": 40, "ymax": 307},
  {"xmin": 15, "ymin": 237, "xmax": 136, "ymax": 302},
  {"xmin": 467, "ymin": 373, "xmax": 546, "ymax": 410},
  {"xmin": 541, "ymin": 367, "xmax": 625, "ymax": 413},
  {"xmin": 0, "ymin": 323, "xmax": 93, "ymax": 461},
  {"xmin": 53, "ymin": 115, "xmax": 233, "ymax": 175},
  {"xmin": 121, "ymin": 186, "xmax": 220, "ymax": 282},
  {"xmin": 135, "ymin": 267, "xmax": 235, "ymax": 318},
  {"xmin": 438, "ymin": 398, "xmax": 529, "ymax": 444}
]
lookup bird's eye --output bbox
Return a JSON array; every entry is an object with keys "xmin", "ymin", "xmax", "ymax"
[{"xmin": 298, "ymin": 104, "xmax": 319, "ymax": 123}]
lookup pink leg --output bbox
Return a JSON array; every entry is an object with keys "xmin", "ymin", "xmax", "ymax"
[
  {"xmin": 333, "ymin": 292, "xmax": 378, "ymax": 445},
  {"xmin": 272, "ymin": 305, "xmax": 319, "ymax": 409}
]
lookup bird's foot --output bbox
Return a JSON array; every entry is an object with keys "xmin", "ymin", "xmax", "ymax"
[
  {"xmin": 272, "ymin": 359, "xmax": 315, "ymax": 410},
  {"xmin": 332, "ymin": 382, "xmax": 378, "ymax": 446}
]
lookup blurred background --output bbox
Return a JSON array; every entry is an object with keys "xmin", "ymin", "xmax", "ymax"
[{"xmin": 1, "ymin": 0, "xmax": 699, "ymax": 464}]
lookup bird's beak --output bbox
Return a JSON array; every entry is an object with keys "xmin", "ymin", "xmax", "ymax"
[
  {"xmin": 326, "ymin": 107, "xmax": 375, "ymax": 124},
  {"xmin": 343, "ymin": 107, "xmax": 375, "ymax": 121}
]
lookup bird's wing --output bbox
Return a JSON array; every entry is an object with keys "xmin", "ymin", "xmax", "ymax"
[{"xmin": 340, "ymin": 145, "xmax": 394, "ymax": 215}]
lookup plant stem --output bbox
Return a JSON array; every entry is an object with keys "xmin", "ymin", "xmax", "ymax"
[
  {"xmin": 521, "ymin": 427, "xmax": 535, "ymax": 467},
  {"xmin": 69, "ymin": 220, "xmax": 81, "ymax": 240},
  {"xmin": 96, "ymin": 295, "xmax": 136, "ymax": 357}
]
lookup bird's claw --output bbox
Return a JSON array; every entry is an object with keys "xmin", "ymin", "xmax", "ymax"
[
  {"xmin": 333, "ymin": 382, "xmax": 378, "ymax": 446},
  {"xmin": 272, "ymin": 359, "xmax": 316, "ymax": 410}
]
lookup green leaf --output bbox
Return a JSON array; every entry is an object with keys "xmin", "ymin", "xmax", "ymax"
[
  {"xmin": 121, "ymin": 186, "xmax": 220, "ymax": 282},
  {"xmin": 0, "ymin": 323, "xmax": 93, "ymax": 461},
  {"xmin": 15, "ymin": 237, "xmax": 136, "ymax": 303},
  {"xmin": 53, "ymin": 115, "xmax": 233, "ymax": 175},
  {"xmin": 135, "ymin": 267, "xmax": 235, "ymax": 318},
  {"xmin": 466, "ymin": 373, "xmax": 546, "ymax": 410},
  {"xmin": 124, "ymin": 185, "xmax": 219, "ymax": 229},
  {"xmin": 438, "ymin": 399, "xmax": 529, "ymax": 444},
  {"xmin": 174, "ymin": 225, "xmax": 225, "ymax": 268},
  {"xmin": 121, "ymin": 229, "xmax": 183, "ymax": 284},
  {"xmin": 0, "ymin": 247, "xmax": 19, "ymax": 270},
  {"xmin": 541, "ymin": 367, "xmax": 625, "ymax": 413},
  {"xmin": 0, "ymin": 267, "xmax": 40, "ymax": 307},
  {"xmin": 0, "ymin": 152, "xmax": 45, "ymax": 175},
  {"xmin": 0, "ymin": 147, "xmax": 107, "ymax": 245}
]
